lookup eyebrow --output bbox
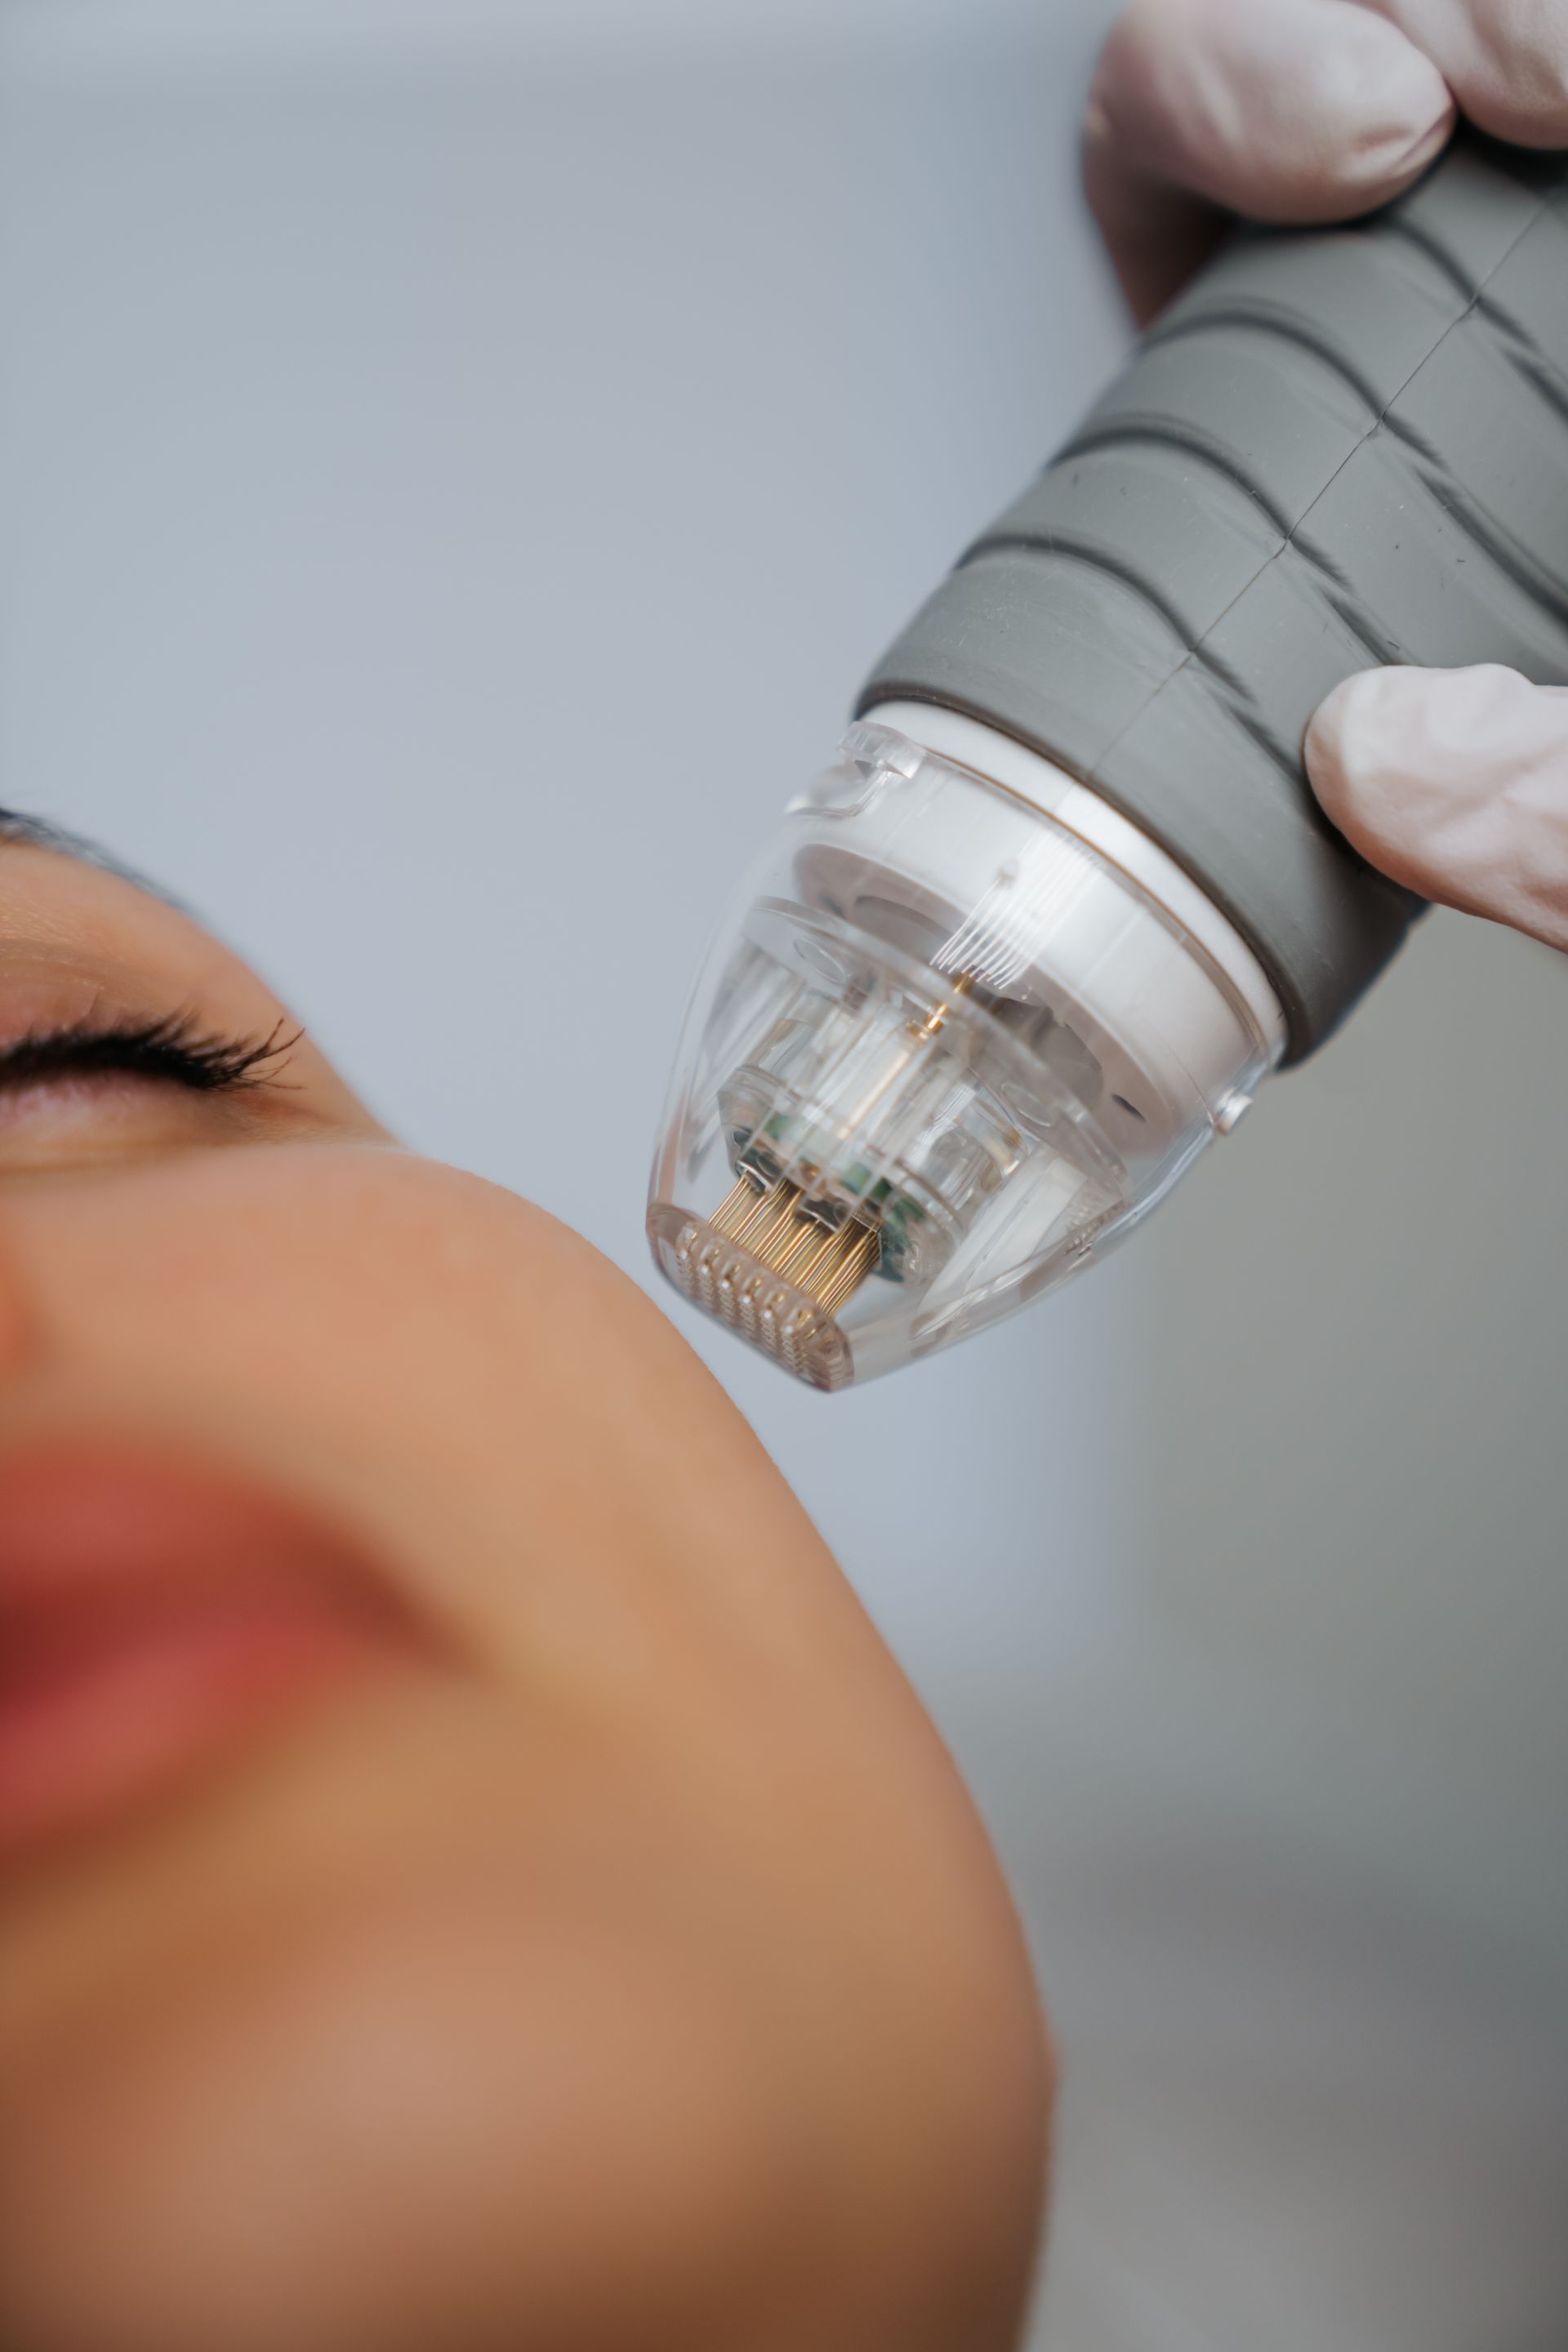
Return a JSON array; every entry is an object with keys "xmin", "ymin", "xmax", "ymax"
[{"xmin": 0, "ymin": 808, "xmax": 186, "ymax": 909}]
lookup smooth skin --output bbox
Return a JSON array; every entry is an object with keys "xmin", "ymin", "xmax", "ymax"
[
  {"xmin": 0, "ymin": 838, "xmax": 1050, "ymax": 2352},
  {"xmin": 1086, "ymin": 0, "xmax": 1568, "ymax": 951}
]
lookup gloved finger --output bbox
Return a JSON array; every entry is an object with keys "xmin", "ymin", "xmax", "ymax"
[
  {"xmin": 1306, "ymin": 665, "xmax": 1568, "ymax": 953},
  {"xmin": 1085, "ymin": 0, "xmax": 1455, "ymax": 322},
  {"xmin": 1357, "ymin": 0, "xmax": 1568, "ymax": 147}
]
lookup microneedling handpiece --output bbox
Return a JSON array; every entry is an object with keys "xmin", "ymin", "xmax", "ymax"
[{"xmin": 648, "ymin": 132, "xmax": 1568, "ymax": 1392}]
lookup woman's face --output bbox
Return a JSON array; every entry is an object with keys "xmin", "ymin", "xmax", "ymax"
[{"xmin": 0, "ymin": 838, "xmax": 1049, "ymax": 2352}]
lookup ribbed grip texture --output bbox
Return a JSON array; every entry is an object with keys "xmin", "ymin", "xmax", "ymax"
[{"xmin": 858, "ymin": 133, "xmax": 1568, "ymax": 1058}]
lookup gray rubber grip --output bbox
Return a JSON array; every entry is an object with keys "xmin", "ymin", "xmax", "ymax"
[{"xmin": 858, "ymin": 132, "xmax": 1568, "ymax": 1061}]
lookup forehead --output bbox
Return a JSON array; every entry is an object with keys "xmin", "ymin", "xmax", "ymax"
[{"xmin": 0, "ymin": 813, "xmax": 178, "ymax": 907}]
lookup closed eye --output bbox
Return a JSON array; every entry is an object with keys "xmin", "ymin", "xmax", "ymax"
[{"xmin": 0, "ymin": 1013, "xmax": 304, "ymax": 1097}]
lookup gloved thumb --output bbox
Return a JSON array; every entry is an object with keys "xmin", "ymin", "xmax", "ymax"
[{"xmin": 1305, "ymin": 665, "xmax": 1568, "ymax": 955}]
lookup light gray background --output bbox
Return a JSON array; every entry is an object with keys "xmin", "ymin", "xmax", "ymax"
[{"xmin": 2, "ymin": 3, "xmax": 1565, "ymax": 2345}]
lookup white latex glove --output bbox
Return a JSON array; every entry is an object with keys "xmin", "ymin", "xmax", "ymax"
[
  {"xmin": 1307, "ymin": 666, "xmax": 1568, "ymax": 951},
  {"xmin": 1085, "ymin": 0, "xmax": 1568, "ymax": 952}
]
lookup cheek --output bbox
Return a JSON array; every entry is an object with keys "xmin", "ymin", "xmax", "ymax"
[
  {"xmin": 0, "ymin": 1666, "xmax": 1049, "ymax": 2352},
  {"xmin": 0, "ymin": 1852, "xmax": 813, "ymax": 2352},
  {"xmin": 0, "ymin": 1155, "xmax": 590, "ymax": 1647},
  {"xmin": 0, "ymin": 1156, "xmax": 1049, "ymax": 2348},
  {"xmin": 0, "ymin": 1151, "xmax": 695, "ymax": 1615},
  {"xmin": 5, "ymin": 1151, "xmax": 493, "ymax": 1434},
  {"xmin": 0, "ymin": 1150, "xmax": 871, "ymax": 1712}
]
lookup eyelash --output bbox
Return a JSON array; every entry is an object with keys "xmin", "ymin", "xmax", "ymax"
[{"xmin": 0, "ymin": 1012, "xmax": 303, "ymax": 1095}]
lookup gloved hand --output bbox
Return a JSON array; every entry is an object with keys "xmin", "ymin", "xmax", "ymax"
[{"xmin": 1085, "ymin": 0, "xmax": 1568, "ymax": 952}]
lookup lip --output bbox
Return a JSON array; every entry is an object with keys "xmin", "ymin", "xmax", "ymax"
[{"xmin": 0, "ymin": 1444, "xmax": 424, "ymax": 1862}]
